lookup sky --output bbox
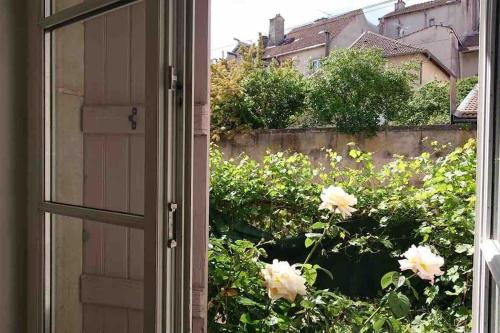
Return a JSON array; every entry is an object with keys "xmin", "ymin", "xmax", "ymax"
[{"xmin": 211, "ymin": 0, "xmax": 429, "ymax": 58}]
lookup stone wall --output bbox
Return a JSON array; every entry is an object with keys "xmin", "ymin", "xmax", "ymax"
[{"xmin": 218, "ymin": 125, "xmax": 476, "ymax": 167}]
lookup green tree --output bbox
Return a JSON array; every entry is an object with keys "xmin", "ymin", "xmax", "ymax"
[
  {"xmin": 210, "ymin": 42, "xmax": 266, "ymax": 139},
  {"xmin": 306, "ymin": 49, "xmax": 413, "ymax": 135},
  {"xmin": 395, "ymin": 76, "xmax": 479, "ymax": 126},
  {"xmin": 397, "ymin": 80, "xmax": 450, "ymax": 126},
  {"xmin": 457, "ymin": 75, "xmax": 479, "ymax": 102},
  {"xmin": 241, "ymin": 60, "xmax": 307, "ymax": 128}
]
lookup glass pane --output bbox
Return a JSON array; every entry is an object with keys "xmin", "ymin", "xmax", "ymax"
[
  {"xmin": 491, "ymin": 278, "xmax": 500, "ymax": 332},
  {"xmin": 51, "ymin": 213, "xmax": 144, "ymax": 332},
  {"xmin": 49, "ymin": 1, "xmax": 145, "ymax": 214},
  {"xmin": 51, "ymin": 0, "xmax": 83, "ymax": 14}
]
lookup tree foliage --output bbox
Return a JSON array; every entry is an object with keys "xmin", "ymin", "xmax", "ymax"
[
  {"xmin": 210, "ymin": 44, "xmax": 265, "ymax": 138},
  {"xmin": 396, "ymin": 80, "xmax": 450, "ymax": 126},
  {"xmin": 211, "ymin": 40, "xmax": 478, "ymax": 134},
  {"xmin": 211, "ymin": 42, "xmax": 307, "ymax": 137},
  {"xmin": 394, "ymin": 76, "xmax": 479, "ymax": 126},
  {"xmin": 305, "ymin": 49, "xmax": 414, "ymax": 135},
  {"xmin": 241, "ymin": 61, "xmax": 307, "ymax": 128}
]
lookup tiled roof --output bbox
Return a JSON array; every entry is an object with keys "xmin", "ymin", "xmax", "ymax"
[
  {"xmin": 263, "ymin": 9, "xmax": 363, "ymax": 58},
  {"xmin": 454, "ymin": 84, "xmax": 478, "ymax": 119},
  {"xmin": 350, "ymin": 31, "xmax": 423, "ymax": 57},
  {"xmin": 383, "ymin": 0, "xmax": 458, "ymax": 19},
  {"xmin": 350, "ymin": 31, "xmax": 454, "ymax": 77}
]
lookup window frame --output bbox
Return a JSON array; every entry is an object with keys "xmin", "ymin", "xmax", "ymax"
[
  {"xmin": 473, "ymin": 0, "xmax": 500, "ymax": 332},
  {"xmin": 27, "ymin": 0, "xmax": 195, "ymax": 331}
]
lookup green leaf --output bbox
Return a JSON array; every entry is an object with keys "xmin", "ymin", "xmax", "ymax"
[
  {"xmin": 305, "ymin": 233, "xmax": 322, "ymax": 238},
  {"xmin": 310, "ymin": 222, "xmax": 326, "ymax": 230},
  {"xmin": 381, "ymin": 272, "xmax": 396, "ymax": 290},
  {"xmin": 388, "ymin": 291, "xmax": 411, "ymax": 318},
  {"xmin": 314, "ymin": 264, "xmax": 334, "ymax": 280},
  {"xmin": 301, "ymin": 264, "xmax": 318, "ymax": 286},
  {"xmin": 237, "ymin": 296, "xmax": 260, "ymax": 307},
  {"xmin": 304, "ymin": 237, "xmax": 314, "ymax": 248},
  {"xmin": 373, "ymin": 317, "xmax": 386, "ymax": 331},
  {"xmin": 300, "ymin": 299, "xmax": 314, "ymax": 309},
  {"xmin": 396, "ymin": 275, "xmax": 406, "ymax": 288}
]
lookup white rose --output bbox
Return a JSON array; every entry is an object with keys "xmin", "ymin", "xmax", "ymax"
[
  {"xmin": 319, "ymin": 186, "xmax": 357, "ymax": 218},
  {"xmin": 399, "ymin": 245, "xmax": 444, "ymax": 284},
  {"xmin": 261, "ymin": 260, "xmax": 307, "ymax": 302}
]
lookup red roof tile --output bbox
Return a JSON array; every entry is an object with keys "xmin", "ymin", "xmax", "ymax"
[
  {"xmin": 454, "ymin": 84, "xmax": 478, "ymax": 119},
  {"xmin": 263, "ymin": 9, "xmax": 363, "ymax": 58},
  {"xmin": 350, "ymin": 31, "xmax": 423, "ymax": 57}
]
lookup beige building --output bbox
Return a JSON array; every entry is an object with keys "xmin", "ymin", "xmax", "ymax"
[
  {"xmin": 350, "ymin": 31, "xmax": 452, "ymax": 85},
  {"xmin": 261, "ymin": 9, "xmax": 377, "ymax": 74},
  {"xmin": 379, "ymin": 0, "xmax": 480, "ymax": 78}
]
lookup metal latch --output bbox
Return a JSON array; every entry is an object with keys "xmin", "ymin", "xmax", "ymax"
[
  {"xmin": 168, "ymin": 66, "xmax": 178, "ymax": 90},
  {"xmin": 167, "ymin": 202, "xmax": 178, "ymax": 248},
  {"xmin": 128, "ymin": 107, "xmax": 138, "ymax": 130}
]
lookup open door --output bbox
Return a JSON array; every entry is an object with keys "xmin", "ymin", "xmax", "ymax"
[{"xmin": 27, "ymin": 0, "xmax": 196, "ymax": 331}]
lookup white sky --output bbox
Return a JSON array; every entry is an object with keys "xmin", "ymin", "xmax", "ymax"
[{"xmin": 211, "ymin": 0, "xmax": 429, "ymax": 58}]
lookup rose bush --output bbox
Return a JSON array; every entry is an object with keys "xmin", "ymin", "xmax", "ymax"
[{"xmin": 209, "ymin": 139, "xmax": 476, "ymax": 332}]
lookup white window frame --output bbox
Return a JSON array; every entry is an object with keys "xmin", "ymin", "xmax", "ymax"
[{"xmin": 473, "ymin": 0, "xmax": 500, "ymax": 331}]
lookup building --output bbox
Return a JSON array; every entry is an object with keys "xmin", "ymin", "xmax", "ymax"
[
  {"xmin": 379, "ymin": 0, "xmax": 480, "ymax": 78},
  {"xmin": 453, "ymin": 83, "xmax": 478, "ymax": 122},
  {"xmin": 350, "ymin": 31, "xmax": 453, "ymax": 85},
  {"xmin": 261, "ymin": 10, "xmax": 377, "ymax": 74}
]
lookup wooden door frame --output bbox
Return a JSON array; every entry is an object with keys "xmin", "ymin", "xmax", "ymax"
[{"xmin": 26, "ymin": 0, "xmax": 204, "ymax": 331}]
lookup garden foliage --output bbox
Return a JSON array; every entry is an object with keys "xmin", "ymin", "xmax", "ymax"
[
  {"xmin": 211, "ymin": 42, "xmax": 478, "ymax": 134},
  {"xmin": 209, "ymin": 139, "xmax": 476, "ymax": 332}
]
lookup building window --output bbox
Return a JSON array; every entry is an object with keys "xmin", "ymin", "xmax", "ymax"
[
  {"xmin": 429, "ymin": 18, "xmax": 435, "ymax": 26},
  {"xmin": 396, "ymin": 26, "xmax": 404, "ymax": 37},
  {"xmin": 311, "ymin": 58, "xmax": 321, "ymax": 71}
]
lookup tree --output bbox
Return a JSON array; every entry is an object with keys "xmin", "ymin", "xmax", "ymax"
[
  {"xmin": 241, "ymin": 60, "xmax": 307, "ymax": 128},
  {"xmin": 457, "ymin": 76, "xmax": 478, "ymax": 102},
  {"xmin": 211, "ymin": 40, "xmax": 307, "ymax": 134},
  {"xmin": 306, "ymin": 49, "xmax": 414, "ymax": 135},
  {"xmin": 395, "ymin": 76, "xmax": 479, "ymax": 126},
  {"xmin": 210, "ymin": 43, "xmax": 265, "ymax": 138},
  {"xmin": 397, "ymin": 80, "xmax": 450, "ymax": 126}
]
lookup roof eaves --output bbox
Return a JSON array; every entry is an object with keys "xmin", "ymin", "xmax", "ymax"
[
  {"xmin": 382, "ymin": 0, "xmax": 456, "ymax": 19},
  {"xmin": 263, "ymin": 43, "xmax": 326, "ymax": 59}
]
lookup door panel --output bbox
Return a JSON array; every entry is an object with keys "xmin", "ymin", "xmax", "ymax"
[
  {"xmin": 81, "ymin": 2, "xmax": 145, "ymax": 332},
  {"xmin": 51, "ymin": 2, "xmax": 146, "ymax": 332}
]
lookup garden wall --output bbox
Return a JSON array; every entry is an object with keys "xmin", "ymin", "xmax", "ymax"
[{"xmin": 218, "ymin": 125, "xmax": 477, "ymax": 166}]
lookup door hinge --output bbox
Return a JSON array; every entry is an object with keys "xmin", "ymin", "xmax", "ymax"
[{"xmin": 167, "ymin": 202, "xmax": 178, "ymax": 248}]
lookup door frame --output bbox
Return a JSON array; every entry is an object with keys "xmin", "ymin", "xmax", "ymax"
[
  {"xmin": 473, "ymin": 0, "xmax": 500, "ymax": 331},
  {"xmin": 26, "ymin": 0, "xmax": 196, "ymax": 331}
]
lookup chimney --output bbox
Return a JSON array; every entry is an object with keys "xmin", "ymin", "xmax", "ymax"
[
  {"xmin": 269, "ymin": 14, "xmax": 285, "ymax": 46},
  {"xmin": 395, "ymin": 0, "xmax": 406, "ymax": 11}
]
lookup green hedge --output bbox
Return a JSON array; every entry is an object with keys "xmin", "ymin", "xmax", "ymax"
[{"xmin": 209, "ymin": 139, "xmax": 475, "ymax": 332}]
